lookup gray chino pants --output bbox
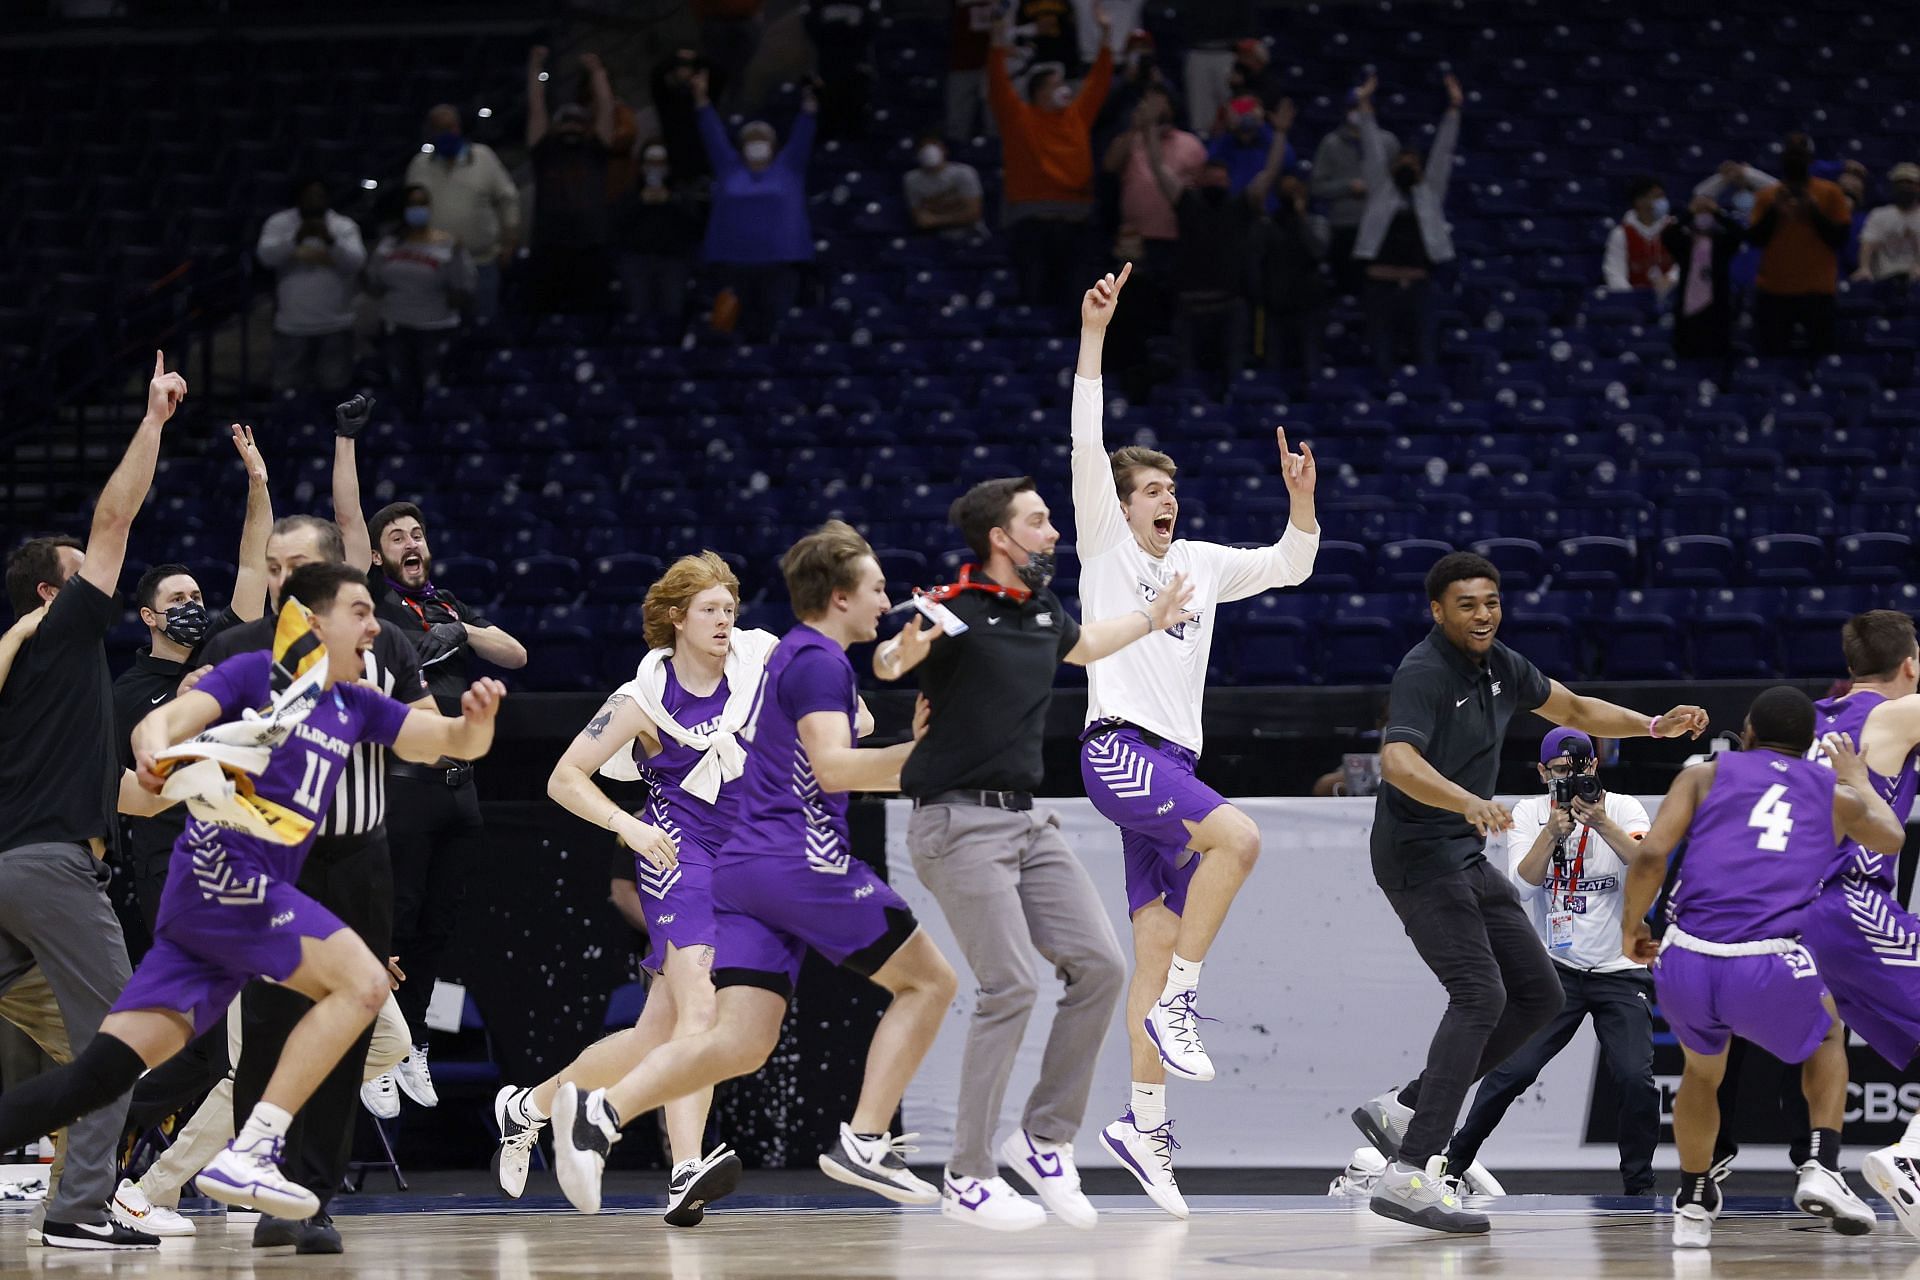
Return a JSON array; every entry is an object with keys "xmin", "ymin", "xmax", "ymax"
[{"xmin": 908, "ymin": 804, "xmax": 1126, "ymax": 1180}]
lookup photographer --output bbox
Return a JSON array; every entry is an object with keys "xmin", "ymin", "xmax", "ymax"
[{"xmin": 1445, "ymin": 729, "xmax": 1658, "ymax": 1196}]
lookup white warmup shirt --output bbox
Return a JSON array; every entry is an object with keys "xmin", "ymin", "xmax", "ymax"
[
  {"xmin": 1071, "ymin": 374, "xmax": 1320, "ymax": 755},
  {"xmin": 1501, "ymin": 791, "xmax": 1652, "ymax": 973}
]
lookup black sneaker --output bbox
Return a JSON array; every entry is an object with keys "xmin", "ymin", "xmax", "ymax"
[
  {"xmin": 253, "ymin": 1215, "xmax": 302, "ymax": 1247},
  {"xmin": 42, "ymin": 1219, "xmax": 160, "ymax": 1250},
  {"xmin": 296, "ymin": 1212, "xmax": 343, "ymax": 1254},
  {"xmin": 664, "ymin": 1145, "xmax": 744, "ymax": 1227}
]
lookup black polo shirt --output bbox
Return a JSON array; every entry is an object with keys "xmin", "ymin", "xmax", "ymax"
[
  {"xmin": 900, "ymin": 583, "xmax": 1081, "ymax": 797},
  {"xmin": 0, "ymin": 577, "xmax": 119, "ymax": 852},
  {"xmin": 369, "ymin": 574, "xmax": 491, "ymax": 716},
  {"xmin": 1369, "ymin": 626, "xmax": 1552, "ymax": 890},
  {"xmin": 112, "ymin": 612, "xmax": 245, "ymax": 862}
]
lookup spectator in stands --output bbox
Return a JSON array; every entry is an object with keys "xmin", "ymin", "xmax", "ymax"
[
  {"xmin": 1312, "ymin": 92, "xmax": 1399, "ymax": 294},
  {"xmin": 1220, "ymin": 38, "xmax": 1286, "ymax": 120},
  {"xmin": 526, "ymin": 46, "xmax": 616, "ymax": 315},
  {"xmin": 1601, "ymin": 175, "xmax": 1676, "ymax": 298},
  {"xmin": 364, "ymin": 186, "xmax": 476, "ymax": 417},
  {"xmin": 1833, "ymin": 159, "xmax": 1871, "ymax": 277},
  {"xmin": 1256, "ymin": 174, "xmax": 1330, "ymax": 381},
  {"xmin": 694, "ymin": 69, "xmax": 816, "ymax": 343},
  {"xmin": 905, "ymin": 131, "xmax": 985, "ymax": 239},
  {"xmin": 652, "ymin": 48, "xmax": 720, "ymax": 180},
  {"xmin": 1661, "ymin": 193, "xmax": 1746, "ymax": 360},
  {"xmin": 595, "ymin": 74, "xmax": 643, "ymax": 201},
  {"xmin": 1106, "ymin": 87, "xmax": 1206, "ymax": 275},
  {"xmin": 989, "ymin": 9, "xmax": 1114, "ymax": 307},
  {"xmin": 1353, "ymin": 73, "xmax": 1461, "ymax": 378},
  {"xmin": 1748, "ymin": 132, "xmax": 1851, "ymax": 356},
  {"xmin": 947, "ymin": 0, "xmax": 997, "ymax": 139},
  {"xmin": 256, "ymin": 178, "xmax": 366, "ymax": 394},
  {"xmin": 404, "ymin": 105, "xmax": 519, "ymax": 326},
  {"xmin": 1018, "ymin": 0, "xmax": 1081, "ymax": 75},
  {"xmin": 1854, "ymin": 162, "xmax": 1920, "ymax": 287},
  {"xmin": 1181, "ymin": 1, "xmax": 1254, "ymax": 133},
  {"xmin": 1209, "ymin": 95, "xmax": 1296, "ymax": 212},
  {"xmin": 615, "ymin": 141, "xmax": 708, "ymax": 326},
  {"xmin": 1694, "ymin": 159, "xmax": 1776, "ymax": 303},
  {"xmin": 807, "ymin": 0, "xmax": 879, "ymax": 142},
  {"xmin": 1146, "ymin": 114, "xmax": 1285, "ymax": 393},
  {"xmin": 695, "ymin": 0, "xmax": 767, "ymax": 114}
]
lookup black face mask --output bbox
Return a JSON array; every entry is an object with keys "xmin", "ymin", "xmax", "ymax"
[
  {"xmin": 1392, "ymin": 165, "xmax": 1420, "ymax": 191},
  {"xmin": 160, "ymin": 601, "xmax": 210, "ymax": 647},
  {"xmin": 1006, "ymin": 535, "xmax": 1056, "ymax": 591}
]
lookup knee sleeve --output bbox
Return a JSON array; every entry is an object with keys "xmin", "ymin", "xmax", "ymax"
[{"xmin": 0, "ymin": 1033, "xmax": 145, "ymax": 1149}]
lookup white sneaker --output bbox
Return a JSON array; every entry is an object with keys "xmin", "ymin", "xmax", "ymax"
[
  {"xmin": 1143, "ymin": 988, "xmax": 1215, "ymax": 1082},
  {"xmin": 1865, "ymin": 1144, "xmax": 1920, "ymax": 1240},
  {"xmin": 551, "ymin": 1082, "xmax": 620, "ymax": 1215},
  {"xmin": 1350, "ymin": 1087, "xmax": 1415, "ymax": 1161},
  {"xmin": 494, "ymin": 1085, "xmax": 547, "ymax": 1199},
  {"xmin": 1673, "ymin": 1202, "xmax": 1714, "ymax": 1249},
  {"xmin": 664, "ymin": 1145, "xmax": 742, "ymax": 1227},
  {"xmin": 1369, "ymin": 1156, "xmax": 1489, "ymax": 1234},
  {"xmin": 940, "ymin": 1171, "xmax": 1046, "ymax": 1231},
  {"xmin": 1000, "ymin": 1130, "xmax": 1096, "ymax": 1229},
  {"xmin": 1100, "ymin": 1108, "xmax": 1189, "ymax": 1219},
  {"xmin": 361, "ymin": 1072, "xmax": 400, "ymax": 1120},
  {"xmin": 1794, "ymin": 1160, "xmax": 1875, "ymax": 1235},
  {"xmin": 817, "ymin": 1124, "xmax": 940, "ymax": 1206},
  {"xmin": 111, "ymin": 1178, "xmax": 195, "ymax": 1238},
  {"xmin": 1330, "ymin": 1146, "xmax": 1388, "ymax": 1198},
  {"xmin": 1457, "ymin": 1160, "xmax": 1505, "ymax": 1196},
  {"xmin": 394, "ymin": 1046, "xmax": 439, "ymax": 1108},
  {"xmin": 195, "ymin": 1136, "xmax": 321, "ymax": 1220}
]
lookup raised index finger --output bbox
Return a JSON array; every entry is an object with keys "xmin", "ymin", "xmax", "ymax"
[{"xmin": 153, "ymin": 349, "xmax": 164, "ymax": 379}]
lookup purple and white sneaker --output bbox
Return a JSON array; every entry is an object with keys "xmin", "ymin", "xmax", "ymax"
[
  {"xmin": 939, "ymin": 1171, "xmax": 1044, "ymax": 1231},
  {"xmin": 1100, "ymin": 1108, "xmax": 1189, "ymax": 1219},
  {"xmin": 1000, "ymin": 1130, "xmax": 1096, "ymax": 1229},
  {"xmin": 1144, "ymin": 988, "xmax": 1215, "ymax": 1082},
  {"xmin": 195, "ymin": 1136, "xmax": 320, "ymax": 1220}
]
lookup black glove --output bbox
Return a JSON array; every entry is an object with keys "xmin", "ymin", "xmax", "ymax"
[
  {"xmin": 415, "ymin": 621, "xmax": 467, "ymax": 664},
  {"xmin": 335, "ymin": 392, "xmax": 375, "ymax": 439}
]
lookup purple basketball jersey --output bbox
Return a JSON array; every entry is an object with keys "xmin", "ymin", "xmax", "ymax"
[
  {"xmin": 632, "ymin": 661, "xmax": 738, "ymax": 860},
  {"xmin": 1668, "ymin": 750, "xmax": 1837, "ymax": 943},
  {"xmin": 158, "ymin": 651, "xmax": 410, "ymax": 916},
  {"xmin": 719, "ymin": 625, "xmax": 857, "ymax": 872},
  {"xmin": 1813, "ymin": 690, "xmax": 1920, "ymax": 887}
]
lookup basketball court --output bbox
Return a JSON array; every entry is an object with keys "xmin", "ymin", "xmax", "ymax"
[{"xmin": 3, "ymin": 1190, "xmax": 1913, "ymax": 1277}]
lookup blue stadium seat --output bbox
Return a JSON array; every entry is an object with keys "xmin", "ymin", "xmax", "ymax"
[
  {"xmin": 1377, "ymin": 539, "xmax": 1452, "ymax": 592},
  {"xmin": 502, "ymin": 555, "xmax": 583, "ymax": 607},
  {"xmin": 1554, "ymin": 537, "xmax": 1637, "ymax": 589},
  {"xmin": 593, "ymin": 552, "xmax": 667, "ymax": 604},
  {"xmin": 1833, "ymin": 533, "xmax": 1912, "ymax": 585},
  {"xmin": 1307, "ymin": 540, "xmax": 1371, "ymax": 592},
  {"xmin": 1744, "ymin": 534, "xmax": 1828, "ymax": 586},
  {"xmin": 432, "ymin": 555, "xmax": 499, "ymax": 603},
  {"xmin": 1652, "ymin": 536, "xmax": 1737, "ymax": 588},
  {"xmin": 1471, "ymin": 538, "xmax": 1548, "ymax": 592}
]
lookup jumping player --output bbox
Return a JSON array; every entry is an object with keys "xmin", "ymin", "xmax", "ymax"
[
  {"xmin": 493, "ymin": 552, "xmax": 776, "ymax": 1225},
  {"xmin": 547, "ymin": 522, "xmax": 959, "ymax": 1215},
  {"xmin": 1621, "ymin": 686, "xmax": 1905, "ymax": 1250},
  {"xmin": 0, "ymin": 563, "xmax": 504, "ymax": 1220},
  {"xmin": 1069, "ymin": 265, "xmax": 1320, "ymax": 1216}
]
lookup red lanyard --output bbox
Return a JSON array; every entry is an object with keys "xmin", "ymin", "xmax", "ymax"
[
  {"xmin": 918, "ymin": 564, "xmax": 1032, "ymax": 605},
  {"xmin": 1552, "ymin": 827, "xmax": 1590, "ymax": 911}
]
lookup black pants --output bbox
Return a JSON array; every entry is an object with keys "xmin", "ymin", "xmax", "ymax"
[
  {"xmin": 1008, "ymin": 215, "xmax": 1093, "ymax": 309},
  {"xmin": 388, "ymin": 775, "xmax": 484, "ymax": 1040},
  {"xmin": 1383, "ymin": 859, "xmax": 1565, "ymax": 1164},
  {"xmin": 1448, "ymin": 964, "xmax": 1660, "ymax": 1193},
  {"xmin": 233, "ymin": 831, "xmax": 391, "ymax": 1212},
  {"xmin": 126, "ymin": 1023, "xmax": 228, "ymax": 1133},
  {"xmin": 1363, "ymin": 275, "xmax": 1437, "ymax": 376},
  {"xmin": 1327, "ymin": 224, "xmax": 1363, "ymax": 295},
  {"xmin": 1754, "ymin": 291, "xmax": 1836, "ymax": 356}
]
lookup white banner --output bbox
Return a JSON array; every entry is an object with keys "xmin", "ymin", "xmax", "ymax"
[{"xmin": 889, "ymin": 795, "xmax": 1692, "ymax": 1172}]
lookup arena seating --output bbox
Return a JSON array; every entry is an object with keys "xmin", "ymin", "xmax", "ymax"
[{"xmin": 7, "ymin": 3, "xmax": 1920, "ymax": 688}]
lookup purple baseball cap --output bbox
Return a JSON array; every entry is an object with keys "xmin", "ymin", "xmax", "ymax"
[{"xmin": 1540, "ymin": 728, "xmax": 1593, "ymax": 765}]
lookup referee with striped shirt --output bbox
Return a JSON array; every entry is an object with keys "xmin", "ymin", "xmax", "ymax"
[{"xmin": 192, "ymin": 436, "xmax": 431, "ymax": 1251}]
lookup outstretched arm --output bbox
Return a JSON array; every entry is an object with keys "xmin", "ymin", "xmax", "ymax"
[
  {"xmin": 331, "ymin": 394, "xmax": 374, "ymax": 574},
  {"xmin": 1065, "ymin": 574, "xmax": 1199, "ymax": 665},
  {"xmin": 1425, "ymin": 75, "xmax": 1462, "ymax": 204},
  {"xmin": 547, "ymin": 692, "xmax": 679, "ymax": 871},
  {"xmin": 79, "ymin": 352, "xmax": 185, "ymax": 600},
  {"xmin": 230, "ymin": 425, "xmax": 272, "ymax": 621},
  {"xmin": 1535, "ymin": 684, "xmax": 1710, "ymax": 742},
  {"xmin": 464, "ymin": 623, "xmax": 528, "ymax": 669},
  {"xmin": 581, "ymin": 52, "xmax": 616, "ymax": 148},
  {"xmin": 1071, "ymin": 266, "xmax": 1137, "ymax": 557},
  {"xmin": 1211, "ymin": 426, "xmax": 1320, "ymax": 602}
]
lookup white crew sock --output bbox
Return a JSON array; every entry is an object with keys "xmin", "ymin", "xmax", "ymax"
[
  {"xmin": 1162, "ymin": 953, "xmax": 1203, "ymax": 998},
  {"xmin": 519, "ymin": 1089, "xmax": 549, "ymax": 1124},
  {"xmin": 235, "ymin": 1101, "xmax": 293, "ymax": 1149},
  {"xmin": 1130, "ymin": 1082, "xmax": 1166, "ymax": 1127}
]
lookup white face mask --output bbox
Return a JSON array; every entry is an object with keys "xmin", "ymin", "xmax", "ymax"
[
  {"xmin": 918, "ymin": 144, "xmax": 944, "ymax": 169},
  {"xmin": 743, "ymin": 140, "xmax": 774, "ymax": 165},
  {"xmin": 1050, "ymin": 84, "xmax": 1074, "ymax": 110}
]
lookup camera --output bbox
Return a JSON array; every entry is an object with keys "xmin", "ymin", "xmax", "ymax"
[{"xmin": 1549, "ymin": 738, "xmax": 1601, "ymax": 809}]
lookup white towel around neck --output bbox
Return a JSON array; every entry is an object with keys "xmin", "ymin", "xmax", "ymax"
[{"xmin": 597, "ymin": 628, "xmax": 779, "ymax": 802}]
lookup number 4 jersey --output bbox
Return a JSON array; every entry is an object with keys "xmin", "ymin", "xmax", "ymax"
[
  {"xmin": 164, "ymin": 650, "xmax": 413, "ymax": 899},
  {"xmin": 1668, "ymin": 750, "xmax": 1838, "ymax": 944}
]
